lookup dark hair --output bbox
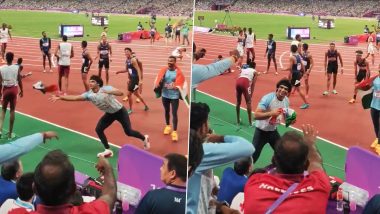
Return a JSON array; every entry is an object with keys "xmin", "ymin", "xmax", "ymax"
[
  {"xmin": 164, "ymin": 153, "xmax": 187, "ymax": 182},
  {"xmin": 190, "ymin": 102, "xmax": 210, "ymax": 130},
  {"xmin": 302, "ymin": 43, "xmax": 309, "ymax": 51},
  {"xmin": 42, "ymin": 31, "xmax": 45, "ymax": 35},
  {"xmin": 290, "ymin": 44, "xmax": 298, "ymax": 53},
  {"xmin": 248, "ymin": 60, "xmax": 256, "ymax": 69},
  {"xmin": 89, "ymin": 75, "xmax": 104, "ymax": 87},
  {"xmin": 234, "ymin": 157, "xmax": 252, "ymax": 176},
  {"xmin": 239, "ymin": 30, "xmax": 243, "ymax": 34},
  {"xmin": 188, "ymin": 129, "xmax": 204, "ymax": 177},
  {"xmin": 81, "ymin": 41, "xmax": 87, "ymax": 48},
  {"xmin": 1, "ymin": 159, "xmax": 20, "ymax": 180},
  {"xmin": 124, "ymin": 47, "xmax": 132, "ymax": 52},
  {"xmin": 17, "ymin": 57, "xmax": 23, "ymax": 65},
  {"xmin": 274, "ymin": 131, "xmax": 309, "ymax": 174},
  {"xmin": 276, "ymin": 79, "xmax": 292, "ymax": 92},
  {"xmin": 248, "ymin": 28, "xmax": 252, "ymax": 34},
  {"xmin": 5, "ymin": 52, "xmax": 14, "ymax": 64},
  {"xmin": 17, "ymin": 172, "xmax": 34, "ymax": 201},
  {"xmin": 218, "ymin": 55, "xmax": 223, "ymax": 59},
  {"xmin": 356, "ymin": 50, "xmax": 363, "ymax": 55},
  {"xmin": 268, "ymin": 34, "xmax": 273, "ymax": 39},
  {"xmin": 62, "ymin": 35, "xmax": 68, "ymax": 42},
  {"xmin": 169, "ymin": 55, "xmax": 177, "ymax": 62},
  {"xmin": 104, "ymin": 27, "xmax": 108, "ymax": 30},
  {"xmin": 329, "ymin": 42, "xmax": 335, "ymax": 46},
  {"xmin": 34, "ymin": 150, "xmax": 76, "ymax": 206},
  {"xmin": 295, "ymin": 34, "xmax": 301, "ymax": 40},
  {"xmin": 68, "ymin": 190, "xmax": 84, "ymax": 206}
]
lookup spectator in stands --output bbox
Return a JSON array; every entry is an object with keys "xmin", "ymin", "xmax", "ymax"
[
  {"xmin": 187, "ymin": 102, "xmax": 254, "ymax": 214},
  {"xmin": 0, "ymin": 132, "xmax": 58, "ymax": 164},
  {"xmin": 188, "ymin": 129, "xmax": 204, "ymax": 177},
  {"xmin": 244, "ymin": 125, "xmax": 331, "ymax": 213},
  {"xmin": 136, "ymin": 153, "xmax": 187, "ymax": 214},
  {"xmin": 0, "ymin": 173, "xmax": 35, "ymax": 212},
  {"xmin": 0, "ymin": 159, "xmax": 23, "ymax": 205},
  {"xmin": 9, "ymin": 150, "xmax": 116, "ymax": 213},
  {"xmin": 217, "ymin": 157, "xmax": 253, "ymax": 205}
]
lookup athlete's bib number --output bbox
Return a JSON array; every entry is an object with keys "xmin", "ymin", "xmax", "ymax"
[
  {"xmin": 297, "ymin": 63, "xmax": 302, "ymax": 71},
  {"xmin": 43, "ymin": 42, "xmax": 49, "ymax": 47},
  {"xmin": 100, "ymin": 50, "xmax": 108, "ymax": 55},
  {"xmin": 268, "ymin": 45, "xmax": 272, "ymax": 49},
  {"xmin": 128, "ymin": 68, "xmax": 133, "ymax": 74}
]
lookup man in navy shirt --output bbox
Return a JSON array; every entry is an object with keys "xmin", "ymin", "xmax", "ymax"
[
  {"xmin": 0, "ymin": 159, "xmax": 23, "ymax": 205},
  {"xmin": 135, "ymin": 153, "xmax": 186, "ymax": 214},
  {"xmin": 217, "ymin": 157, "xmax": 252, "ymax": 205},
  {"xmin": 39, "ymin": 31, "xmax": 52, "ymax": 73}
]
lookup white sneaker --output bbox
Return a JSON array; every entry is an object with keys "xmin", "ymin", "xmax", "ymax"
[
  {"xmin": 33, "ymin": 81, "xmax": 44, "ymax": 90},
  {"xmin": 97, "ymin": 149, "xmax": 113, "ymax": 158},
  {"xmin": 43, "ymin": 69, "xmax": 46, "ymax": 73},
  {"xmin": 49, "ymin": 69, "xmax": 53, "ymax": 73},
  {"xmin": 143, "ymin": 135, "xmax": 150, "ymax": 150}
]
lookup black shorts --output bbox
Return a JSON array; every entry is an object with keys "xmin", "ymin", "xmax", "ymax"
[
  {"xmin": 327, "ymin": 62, "xmax": 338, "ymax": 74},
  {"xmin": 81, "ymin": 64, "xmax": 89, "ymax": 73},
  {"xmin": 99, "ymin": 58, "xmax": 110, "ymax": 69},
  {"xmin": 291, "ymin": 71, "xmax": 302, "ymax": 87},
  {"xmin": 128, "ymin": 76, "xmax": 139, "ymax": 92},
  {"xmin": 175, "ymin": 30, "xmax": 180, "ymax": 36},
  {"xmin": 356, "ymin": 70, "xmax": 367, "ymax": 82},
  {"xmin": 150, "ymin": 32, "xmax": 155, "ymax": 38},
  {"xmin": 42, "ymin": 50, "xmax": 50, "ymax": 57},
  {"xmin": 267, "ymin": 52, "xmax": 276, "ymax": 61}
]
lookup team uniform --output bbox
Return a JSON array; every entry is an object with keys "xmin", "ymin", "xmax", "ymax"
[
  {"xmin": 266, "ymin": 40, "xmax": 276, "ymax": 60},
  {"xmin": 0, "ymin": 64, "xmax": 19, "ymax": 110},
  {"xmin": 39, "ymin": 37, "xmax": 51, "ymax": 57},
  {"xmin": 246, "ymin": 33, "xmax": 254, "ymax": 61},
  {"xmin": 326, "ymin": 50, "xmax": 338, "ymax": 74},
  {"xmin": 291, "ymin": 54, "xmax": 303, "ymax": 87},
  {"xmin": 0, "ymin": 28, "xmax": 9, "ymax": 47},
  {"xmin": 58, "ymin": 42, "xmax": 72, "ymax": 76},
  {"xmin": 236, "ymin": 66, "xmax": 256, "ymax": 104},
  {"xmin": 237, "ymin": 37, "xmax": 245, "ymax": 57},
  {"xmin": 150, "ymin": 27, "xmax": 156, "ymax": 39},
  {"xmin": 368, "ymin": 36, "xmax": 376, "ymax": 54},
  {"xmin": 301, "ymin": 52, "xmax": 311, "ymax": 75},
  {"xmin": 97, "ymin": 42, "xmax": 110, "ymax": 69},
  {"xmin": 126, "ymin": 58, "xmax": 140, "ymax": 92},
  {"xmin": 356, "ymin": 58, "xmax": 368, "ymax": 83},
  {"xmin": 81, "ymin": 49, "xmax": 90, "ymax": 73}
]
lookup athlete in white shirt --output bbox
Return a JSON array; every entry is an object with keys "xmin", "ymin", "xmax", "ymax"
[
  {"xmin": 54, "ymin": 35, "xmax": 74, "ymax": 95},
  {"xmin": 0, "ymin": 23, "xmax": 12, "ymax": 63}
]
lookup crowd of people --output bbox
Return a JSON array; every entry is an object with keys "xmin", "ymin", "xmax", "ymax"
[
  {"xmin": 195, "ymin": 0, "xmax": 380, "ymax": 17},
  {"xmin": 0, "ymin": 0, "xmax": 192, "ymax": 16}
]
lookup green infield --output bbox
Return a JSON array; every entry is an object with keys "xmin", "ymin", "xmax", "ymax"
[
  {"xmin": 194, "ymin": 11, "xmax": 377, "ymax": 44},
  {"xmin": 0, "ymin": 10, "xmax": 191, "ymax": 41}
]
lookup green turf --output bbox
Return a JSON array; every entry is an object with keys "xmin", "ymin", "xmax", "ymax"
[
  {"xmin": 195, "ymin": 91, "xmax": 346, "ymax": 179},
  {"xmin": 195, "ymin": 11, "xmax": 377, "ymax": 44},
  {"xmin": 0, "ymin": 10, "xmax": 191, "ymax": 41},
  {"xmin": 0, "ymin": 111, "xmax": 119, "ymax": 178}
]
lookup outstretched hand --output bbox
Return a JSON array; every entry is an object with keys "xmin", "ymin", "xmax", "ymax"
[
  {"xmin": 42, "ymin": 131, "xmax": 59, "ymax": 143},
  {"xmin": 302, "ymin": 124, "xmax": 318, "ymax": 145},
  {"xmin": 49, "ymin": 95, "xmax": 61, "ymax": 102}
]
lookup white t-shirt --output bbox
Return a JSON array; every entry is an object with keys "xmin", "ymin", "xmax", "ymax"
[
  {"xmin": 239, "ymin": 67, "xmax": 255, "ymax": 81},
  {"xmin": 291, "ymin": 40, "xmax": 300, "ymax": 47},
  {"xmin": 58, "ymin": 42, "xmax": 72, "ymax": 66},
  {"xmin": 172, "ymin": 47, "xmax": 181, "ymax": 57},
  {"xmin": 0, "ymin": 198, "xmax": 35, "ymax": 213},
  {"xmin": 81, "ymin": 86, "xmax": 123, "ymax": 113},
  {"xmin": 0, "ymin": 64, "xmax": 19, "ymax": 87},
  {"xmin": 246, "ymin": 34, "xmax": 254, "ymax": 48},
  {"xmin": 0, "ymin": 28, "xmax": 9, "ymax": 43}
]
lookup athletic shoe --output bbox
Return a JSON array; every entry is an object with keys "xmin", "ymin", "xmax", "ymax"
[
  {"xmin": 7, "ymin": 133, "xmax": 16, "ymax": 140},
  {"xmin": 163, "ymin": 125, "xmax": 172, "ymax": 135},
  {"xmin": 33, "ymin": 81, "xmax": 46, "ymax": 94},
  {"xmin": 300, "ymin": 103, "xmax": 310, "ymax": 109},
  {"xmin": 136, "ymin": 98, "xmax": 141, "ymax": 103},
  {"xmin": 49, "ymin": 69, "xmax": 53, "ymax": 73},
  {"xmin": 332, "ymin": 90, "xmax": 338, "ymax": 94},
  {"xmin": 275, "ymin": 72, "xmax": 279, "ymax": 75},
  {"xmin": 375, "ymin": 146, "xmax": 380, "ymax": 155},
  {"xmin": 348, "ymin": 98, "xmax": 356, "ymax": 104},
  {"xmin": 97, "ymin": 149, "xmax": 113, "ymax": 158},
  {"xmin": 371, "ymin": 139, "xmax": 378, "ymax": 149},
  {"xmin": 323, "ymin": 91, "xmax": 329, "ymax": 96},
  {"xmin": 25, "ymin": 72, "xmax": 32, "ymax": 77},
  {"xmin": 144, "ymin": 106, "xmax": 149, "ymax": 111},
  {"xmin": 122, "ymin": 96, "xmax": 129, "ymax": 102},
  {"xmin": 171, "ymin": 131, "xmax": 178, "ymax": 142},
  {"xmin": 127, "ymin": 109, "xmax": 133, "ymax": 115},
  {"xmin": 143, "ymin": 135, "xmax": 150, "ymax": 150},
  {"xmin": 43, "ymin": 69, "xmax": 46, "ymax": 73}
]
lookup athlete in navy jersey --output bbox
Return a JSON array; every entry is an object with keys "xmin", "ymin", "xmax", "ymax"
[
  {"xmin": 40, "ymin": 31, "xmax": 52, "ymax": 72},
  {"xmin": 324, "ymin": 43, "xmax": 343, "ymax": 95},
  {"xmin": 349, "ymin": 50, "xmax": 370, "ymax": 104},
  {"xmin": 301, "ymin": 43, "xmax": 314, "ymax": 97},
  {"xmin": 282, "ymin": 45, "xmax": 309, "ymax": 109},
  {"xmin": 97, "ymin": 36, "xmax": 112, "ymax": 85},
  {"xmin": 81, "ymin": 41, "xmax": 93, "ymax": 91},
  {"xmin": 116, "ymin": 47, "xmax": 148, "ymax": 114},
  {"xmin": 264, "ymin": 34, "xmax": 278, "ymax": 74}
]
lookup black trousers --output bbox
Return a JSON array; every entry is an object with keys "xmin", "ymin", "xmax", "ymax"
[
  {"xmin": 162, "ymin": 97, "xmax": 179, "ymax": 131},
  {"xmin": 95, "ymin": 107, "xmax": 145, "ymax": 149},
  {"xmin": 252, "ymin": 127, "xmax": 281, "ymax": 163},
  {"xmin": 371, "ymin": 108, "xmax": 380, "ymax": 140}
]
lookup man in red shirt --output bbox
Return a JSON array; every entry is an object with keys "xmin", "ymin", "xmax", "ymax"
[
  {"xmin": 244, "ymin": 125, "xmax": 331, "ymax": 214},
  {"xmin": 9, "ymin": 150, "xmax": 116, "ymax": 214}
]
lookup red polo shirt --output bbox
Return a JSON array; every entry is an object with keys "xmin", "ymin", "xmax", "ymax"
[
  {"xmin": 244, "ymin": 170, "xmax": 331, "ymax": 214},
  {"xmin": 9, "ymin": 199, "xmax": 109, "ymax": 214}
]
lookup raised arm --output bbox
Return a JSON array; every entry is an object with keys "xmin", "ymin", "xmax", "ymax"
[
  {"xmin": 96, "ymin": 157, "xmax": 117, "ymax": 210},
  {"xmin": 302, "ymin": 124, "xmax": 323, "ymax": 172},
  {"xmin": 50, "ymin": 94, "xmax": 86, "ymax": 102}
]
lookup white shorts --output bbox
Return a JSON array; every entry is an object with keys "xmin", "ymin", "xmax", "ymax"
[
  {"xmin": 237, "ymin": 46, "xmax": 244, "ymax": 57},
  {"xmin": 172, "ymin": 51, "xmax": 181, "ymax": 58},
  {"xmin": 368, "ymin": 45, "xmax": 376, "ymax": 54},
  {"xmin": 0, "ymin": 38, "xmax": 8, "ymax": 44}
]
